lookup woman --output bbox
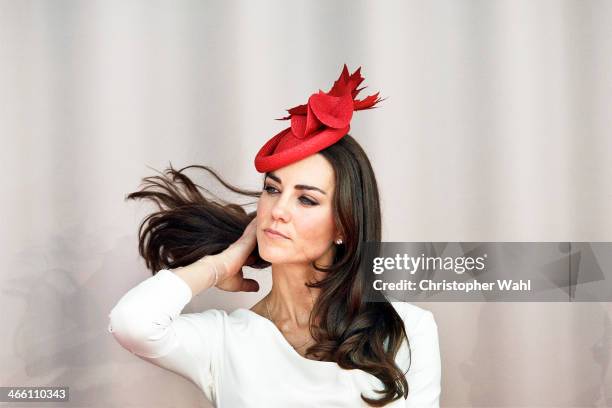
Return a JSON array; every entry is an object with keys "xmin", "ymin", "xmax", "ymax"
[{"xmin": 108, "ymin": 65, "xmax": 441, "ymax": 407}]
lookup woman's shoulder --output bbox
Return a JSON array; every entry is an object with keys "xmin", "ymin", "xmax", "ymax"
[
  {"xmin": 175, "ymin": 308, "xmax": 228, "ymax": 330},
  {"xmin": 185, "ymin": 307, "xmax": 252, "ymax": 322},
  {"xmin": 171, "ymin": 308, "xmax": 258, "ymax": 339},
  {"xmin": 389, "ymin": 301, "xmax": 437, "ymax": 335},
  {"xmin": 388, "ymin": 301, "xmax": 441, "ymax": 382}
]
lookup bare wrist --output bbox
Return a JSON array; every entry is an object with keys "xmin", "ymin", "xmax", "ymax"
[
  {"xmin": 195, "ymin": 255, "xmax": 222, "ymax": 288},
  {"xmin": 172, "ymin": 254, "xmax": 223, "ymax": 296}
]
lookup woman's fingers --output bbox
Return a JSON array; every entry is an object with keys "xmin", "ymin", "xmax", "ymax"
[
  {"xmin": 215, "ymin": 267, "xmax": 260, "ymax": 293},
  {"xmin": 226, "ymin": 218, "xmax": 258, "ymax": 266},
  {"xmin": 214, "ymin": 217, "xmax": 260, "ymax": 292},
  {"xmin": 239, "ymin": 218, "xmax": 258, "ymax": 247}
]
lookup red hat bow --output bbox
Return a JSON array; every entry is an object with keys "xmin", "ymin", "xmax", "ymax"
[{"xmin": 254, "ymin": 64, "xmax": 383, "ymax": 173}]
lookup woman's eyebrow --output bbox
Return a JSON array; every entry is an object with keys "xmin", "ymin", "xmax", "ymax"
[{"xmin": 265, "ymin": 172, "xmax": 327, "ymax": 195}]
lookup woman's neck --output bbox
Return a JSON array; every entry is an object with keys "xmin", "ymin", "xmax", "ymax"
[{"xmin": 266, "ymin": 263, "xmax": 323, "ymax": 329}]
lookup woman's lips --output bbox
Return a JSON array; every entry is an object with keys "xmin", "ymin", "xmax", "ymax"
[{"xmin": 264, "ymin": 228, "xmax": 289, "ymax": 239}]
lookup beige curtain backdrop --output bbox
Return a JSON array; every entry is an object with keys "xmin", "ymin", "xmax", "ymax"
[{"xmin": 1, "ymin": 0, "xmax": 610, "ymax": 407}]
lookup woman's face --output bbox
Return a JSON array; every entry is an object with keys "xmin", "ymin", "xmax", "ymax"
[{"xmin": 256, "ymin": 153, "xmax": 339, "ymax": 266}]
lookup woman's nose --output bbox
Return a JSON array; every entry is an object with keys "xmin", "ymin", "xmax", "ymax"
[{"xmin": 271, "ymin": 197, "xmax": 291, "ymax": 222}]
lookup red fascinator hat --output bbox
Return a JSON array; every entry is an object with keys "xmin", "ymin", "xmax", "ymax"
[{"xmin": 254, "ymin": 64, "xmax": 383, "ymax": 173}]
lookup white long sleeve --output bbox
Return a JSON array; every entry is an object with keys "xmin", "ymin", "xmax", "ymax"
[{"xmin": 108, "ymin": 269, "xmax": 224, "ymax": 403}]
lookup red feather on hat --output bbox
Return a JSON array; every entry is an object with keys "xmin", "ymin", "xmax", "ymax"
[
  {"xmin": 254, "ymin": 64, "xmax": 383, "ymax": 172},
  {"xmin": 277, "ymin": 64, "xmax": 384, "ymax": 126}
]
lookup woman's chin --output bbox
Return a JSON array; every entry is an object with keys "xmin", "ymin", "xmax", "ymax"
[
  {"xmin": 259, "ymin": 247, "xmax": 304, "ymax": 265},
  {"xmin": 258, "ymin": 246, "xmax": 286, "ymax": 263}
]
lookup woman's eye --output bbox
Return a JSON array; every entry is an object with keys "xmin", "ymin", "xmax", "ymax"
[
  {"xmin": 263, "ymin": 185, "xmax": 278, "ymax": 194},
  {"xmin": 263, "ymin": 185, "xmax": 318, "ymax": 206},
  {"xmin": 299, "ymin": 197, "xmax": 317, "ymax": 206}
]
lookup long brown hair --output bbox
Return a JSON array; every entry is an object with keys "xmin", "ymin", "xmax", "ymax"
[{"xmin": 125, "ymin": 134, "xmax": 411, "ymax": 406}]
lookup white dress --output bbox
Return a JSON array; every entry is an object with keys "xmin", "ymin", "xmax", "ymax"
[{"xmin": 108, "ymin": 269, "xmax": 441, "ymax": 407}]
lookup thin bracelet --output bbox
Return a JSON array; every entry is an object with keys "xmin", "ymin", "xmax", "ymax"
[
  {"xmin": 200, "ymin": 256, "xmax": 219, "ymax": 288},
  {"xmin": 172, "ymin": 257, "xmax": 219, "ymax": 288},
  {"xmin": 212, "ymin": 262, "xmax": 219, "ymax": 287}
]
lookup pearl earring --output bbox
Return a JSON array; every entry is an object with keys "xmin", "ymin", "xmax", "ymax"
[{"xmin": 335, "ymin": 238, "xmax": 343, "ymax": 245}]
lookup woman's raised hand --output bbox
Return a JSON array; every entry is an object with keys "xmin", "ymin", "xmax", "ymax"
[{"xmin": 211, "ymin": 217, "xmax": 260, "ymax": 292}]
